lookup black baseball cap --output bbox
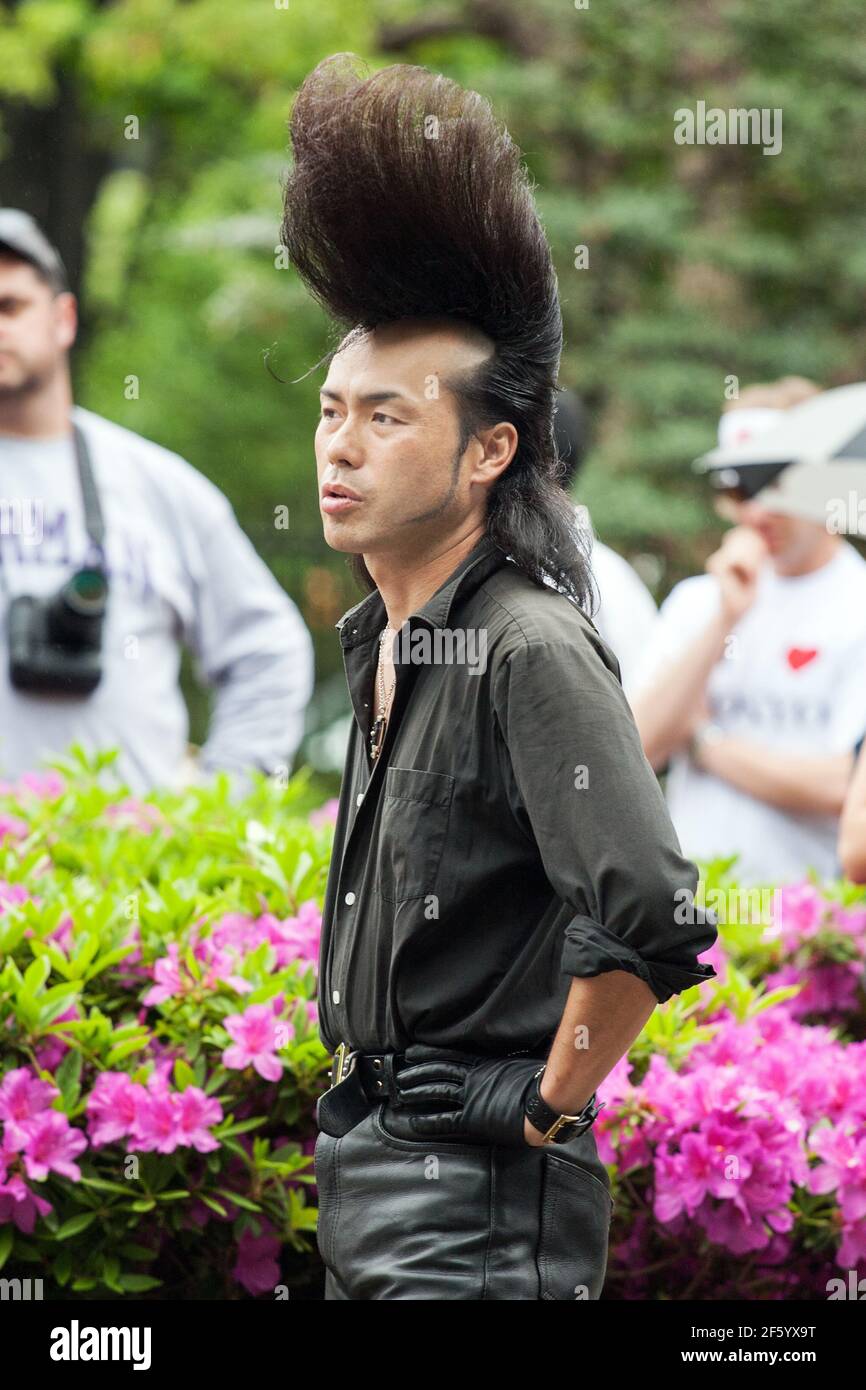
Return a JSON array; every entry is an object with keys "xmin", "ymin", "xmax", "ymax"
[{"xmin": 0, "ymin": 209, "xmax": 69, "ymax": 291}]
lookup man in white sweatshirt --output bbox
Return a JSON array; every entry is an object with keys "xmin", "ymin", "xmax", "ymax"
[{"xmin": 0, "ymin": 209, "xmax": 314, "ymax": 794}]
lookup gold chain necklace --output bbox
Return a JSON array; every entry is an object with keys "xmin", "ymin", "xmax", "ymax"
[{"xmin": 369, "ymin": 625, "xmax": 396, "ymax": 763}]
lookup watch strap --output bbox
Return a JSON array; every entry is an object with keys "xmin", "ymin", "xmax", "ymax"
[{"xmin": 523, "ymin": 1066, "xmax": 603, "ymax": 1144}]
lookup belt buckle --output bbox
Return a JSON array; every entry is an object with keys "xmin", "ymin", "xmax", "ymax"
[{"xmin": 331, "ymin": 1041, "xmax": 359, "ymax": 1087}]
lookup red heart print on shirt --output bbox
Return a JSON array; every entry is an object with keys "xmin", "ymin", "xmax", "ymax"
[{"xmin": 787, "ymin": 647, "xmax": 819, "ymax": 671}]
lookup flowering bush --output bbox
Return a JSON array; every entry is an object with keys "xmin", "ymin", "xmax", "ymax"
[
  {"xmin": 599, "ymin": 864, "xmax": 866, "ymax": 1299},
  {"xmin": 0, "ymin": 749, "xmax": 335, "ymax": 1298},
  {"xmin": 2, "ymin": 753, "xmax": 864, "ymax": 1301}
]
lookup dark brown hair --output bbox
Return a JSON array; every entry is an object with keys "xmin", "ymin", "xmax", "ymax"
[{"xmin": 280, "ymin": 53, "xmax": 596, "ymax": 613}]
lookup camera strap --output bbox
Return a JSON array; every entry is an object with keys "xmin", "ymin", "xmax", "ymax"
[
  {"xmin": 73, "ymin": 420, "xmax": 106, "ymax": 558},
  {"xmin": 0, "ymin": 418, "xmax": 106, "ymax": 595}
]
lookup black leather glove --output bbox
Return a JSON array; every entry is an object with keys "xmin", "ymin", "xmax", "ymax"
[{"xmin": 392, "ymin": 1045, "xmax": 544, "ymax": 1148}]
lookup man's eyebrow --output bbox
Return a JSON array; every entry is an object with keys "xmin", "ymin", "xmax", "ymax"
[{"xmin": 319, "ymin": 387, "xmax": 417, "ymax": 407}]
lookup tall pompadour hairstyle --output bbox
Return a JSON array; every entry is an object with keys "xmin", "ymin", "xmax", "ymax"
[{"xmin": 280, "ymin": 52, "xmax": 597, "ymax": 613}]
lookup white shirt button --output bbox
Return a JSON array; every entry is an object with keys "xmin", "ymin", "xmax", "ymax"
[
  {"xmin": 344, "ymin": 891, "xmax": 356, "ymax": 905},
  {"xmin": 356, "ymin": 793, "xmax": 364, "ymax": 806},
  {"xmin": 332, "ymin": 989, "xmax": 341, "ymax": 1004}
]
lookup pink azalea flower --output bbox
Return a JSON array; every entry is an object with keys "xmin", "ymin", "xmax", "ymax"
[
  {"xmin": 132, "ymin": 1087, "xmax": 182, "ymax": 1154},
  {"xmin": 44, "ymin": 912, "xmax": 76, "ymax": 957},
  {"xmin": 222, "ymin": 1004, "xmax": 283, "ymax": 1082},
  {"xmin": 0, "ymin": 813, "xmax": 28, "ymax": 842},
  {"xmin": 104, "ymin": 799, "xmax": 169, "ymax": 832},
  {"xmin": 0, "ymin": 1130, "xmax": 54, "ymax": 1230},
  {"xmin": 0, "ymin": 1172, "xmax": 54, "ymax": 1231},
  {"xmin": 11, "ymin": 1111, "xmax": 87, "ymax": 1181},
  {"xmin": 233, "ymin": 1223, "xmax": 281, "ymax": 1295},
  {"xmin": 0, "ymin": 882, "xmax": 30, "ymax": 913},
  {"xmin": 33, "ymin": 1003, "xmax": 80, "ymax": 1072},
  {"xmin": 15, "ymin": 770, "xmax": 66, "ymax": 800},
  {"xmin": 309, "ymin": 798, "xmax": 339, "ymax": 828},
  {"xmin": 175, "ymin": 1087, "xmax": 223, "ymax": 1153},
  {"xmin": 768, "ymin": 881, "xmax": 825, "ymax": 945},
  {"xmin": 265, "ymin": 900, "xmax": 322, "ymax": 970},
  {"xmin": 143, "ymin": 937, "xmax": 251, "ymax": 1006},
  {"xmin": 142, "ymin": 943, "xmax": 185, "ymax": 1005},
  {"xmin": 0, "ymin": 1068, "xmax": 60, "ymax": 1140},
  {"xmin": 86, "ymin": 1072, "xmax": 146, "ymax": 1146}
]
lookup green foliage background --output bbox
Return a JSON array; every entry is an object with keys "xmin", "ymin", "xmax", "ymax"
[{"xmin": 3, "ymin": 0, "xmax": 866, "ymax": 750}]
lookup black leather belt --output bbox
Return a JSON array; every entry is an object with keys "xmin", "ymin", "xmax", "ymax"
[
  {"xmin": 356, "ymin": 1051, "xmax": 408, "ymax": 1103},
  {"xmin": 327, "ymin": 1044, "xmax": 408, "ymax": 1103},
  {"xmin": 319, "ymin": 1045, "xmax": 410, "ymax": 1136},
  {"xmin": 319, "ymin": 1042, "xmax": 541, "ymax": 1139}
]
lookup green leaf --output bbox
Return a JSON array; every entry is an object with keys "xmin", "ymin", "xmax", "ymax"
[
  {"xmin": 216, "ymin": 1116, "xmax": 269, "ymax": 1138},
  {"xmin": 106, "ymin": 1035, "xmax": 151, "ymax": 1066},
  {"xmin": 55, "ymin": 1047, "xmax": 83, "ymax": 1110},
  {"xmin": 88, "ymin": 944, "xmax": 137, "ymax": 976},
  {"xmin": 20, "ymin": 953, "xmax": 51, "ymax": 1001},
  {"xmin": 269, "ymin": 1144, "xmax": 301, "ymax": 1164},
  {"xmin": 117, "ymin": 1273, "xmax": 163, "ymax": 1291},
  {"xmin": 36, "ymin": 982, "xmax": 82, "ymax": 1028},
  {"xmin": 117, "ymin": 1244, "xmax": 158, "ymax": 1261},
  {"xmin": 0, "ymin": 1225, "xmax": 13, "ymax": 1270},
  {"xmin": 29, "ymin": 939, "xmax": 72, "ymax": 979},
  {"xmin": 173, "ymin": 1058, "xmax": 197, "ymax": 1091},
  {"xmin": 70, "ymin": 931, "xmax": 100, "ymax": 976},
  {"xmin": 200, "ymin": 1194, "xmax": 228, "ymax": 1217},
  {"xmin": 54, "ymin": 1212, "xmax": 98, "ymax": 1240},
  {"xmin": 101, "ymin": 1254, "xmax": 123, "ymax": 1293},
  {"xmin": 78, "ymin": 1176, "xmax": 136, "ymax": 1195},
  {"xmin": 216, "ymin": 1189, "xmax": 261, "ymax": 1212}
]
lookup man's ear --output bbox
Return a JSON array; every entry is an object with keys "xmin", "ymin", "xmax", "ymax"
[
  {"xmin": 55, "ymin": 291, "xmax": 78, "ymax": 352},
  {"xmin": 469, "ymin": 421, "xmax": 519, "ymax": 489}
]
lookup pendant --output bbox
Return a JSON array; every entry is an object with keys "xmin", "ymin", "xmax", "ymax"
[{"xmin": 369, "ymin": 715, "xmax": 386, "ymax": 763}]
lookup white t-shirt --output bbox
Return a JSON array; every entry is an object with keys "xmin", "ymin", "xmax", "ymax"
[
  {"xmin": 0, "ymin": 406, "xmax": 314, "ymax": 793},
  {"xmin": 588, "ymin": 539, "xmax": 658, "ymax": 696},
  {"xmin": 551, "ymin": 508, "xmax": 658, "ymax": 695},
  {"xmin": 631, "ymin": 542, "xmax": 866, "ymax": 885}
]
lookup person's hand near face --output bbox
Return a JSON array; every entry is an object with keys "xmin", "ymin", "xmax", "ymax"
[{"xmin": 704, "ymin": 523, "xmax": 769, "ymax": 625}]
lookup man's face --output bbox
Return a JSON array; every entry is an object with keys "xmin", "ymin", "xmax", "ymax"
[
  {"xmin": 0, "ymin": 255, "xmax": 76, "ymax": 401},
  {"xmin": 315, "ymin": 319, "xmax": 497, "ymax": 560},
  {"xmin": 713, "ymin": 493, "xmax": 827, "ymax": 562}
]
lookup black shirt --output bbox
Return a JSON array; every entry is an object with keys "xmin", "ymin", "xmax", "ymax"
[{"xmin": 317, "ymin": 534, "xmax": 718, "ymax": 1057}]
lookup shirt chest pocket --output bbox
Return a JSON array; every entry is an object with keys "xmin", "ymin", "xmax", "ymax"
[{"xmin": 375, "ymin": 766, "xmax": 455, "ymax": 905}]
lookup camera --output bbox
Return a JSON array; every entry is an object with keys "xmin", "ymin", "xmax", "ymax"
[{"xmin": 7, "ymin": 564, "xmax": 109, "ymax": 695}]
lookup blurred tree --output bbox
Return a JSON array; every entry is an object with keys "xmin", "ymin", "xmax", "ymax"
[{"xmin": 2, "ymin": 0, "xmax": 865, "ymax": 749}]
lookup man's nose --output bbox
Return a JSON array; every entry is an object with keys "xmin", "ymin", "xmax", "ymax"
[
  {"xmin": 325, "ymin": 417, "xmax": 363, "ymax": 466},
  {"xmin": 738, "ymin": 499, "xmax": 769, "ymax": 526}
]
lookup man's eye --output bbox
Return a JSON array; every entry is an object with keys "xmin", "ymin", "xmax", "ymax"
[
  {"xmin": 321, "ymin": 407, "xmax": 338, "ymax": 419},
  {"xmin": 372, "ymin": 413, "xmax": 401, "ymax": 424}
]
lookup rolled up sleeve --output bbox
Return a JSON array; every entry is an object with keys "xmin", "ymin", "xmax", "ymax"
[{"xmin": 492, "ymin": 632, "xmax": 718, "ymax": 1005}]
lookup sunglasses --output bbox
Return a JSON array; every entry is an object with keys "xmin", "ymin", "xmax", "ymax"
[{"xmin": 708, "ymin": 460, "xmax": 791, "ymax": 503}]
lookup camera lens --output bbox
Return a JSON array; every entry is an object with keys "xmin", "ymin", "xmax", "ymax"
[
  {"xmin": 65, "ymin": 568, "xmax": 108, "ymax": 613},
  {"xmin": 47, "ymin": 566, "xmax": 108, "ymax": 646}
]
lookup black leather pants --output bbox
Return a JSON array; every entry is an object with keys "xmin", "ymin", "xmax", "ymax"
[{"xmin": 313, "ymin": 1097, "xmax": 614, "ymax": 1300}]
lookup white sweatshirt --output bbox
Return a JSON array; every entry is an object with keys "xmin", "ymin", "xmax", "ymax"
[{"xmin": 0, "ymin": 405, "xmax": 314, "ymax": 793}]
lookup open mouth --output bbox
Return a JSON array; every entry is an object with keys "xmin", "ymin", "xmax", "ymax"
[{"xmin": 321, "ymin": 483, "xmax": 363, "ymax": 514}]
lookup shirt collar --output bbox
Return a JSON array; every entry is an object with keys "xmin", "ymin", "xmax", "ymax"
[{"xmin": 335, "ymin": 534, "xmax": 507, "ymax": 649}]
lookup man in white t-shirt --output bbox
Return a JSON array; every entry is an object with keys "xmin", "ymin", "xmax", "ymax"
[
  {"xmin": 630, "ymin": 381, "xmax": 866, "ymax": 887},
  {"xmin": 0, "ymin": 209, "xmax": 314, "ymax": 794},
  {"xmin": 553, "ymin": 388, "xmax": 657, "ymax": 695}
]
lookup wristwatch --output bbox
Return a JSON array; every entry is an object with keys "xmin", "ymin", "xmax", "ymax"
[{"xmin": 523, "ymin": 1066, "xmax": 605, "ymax": 1144}]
